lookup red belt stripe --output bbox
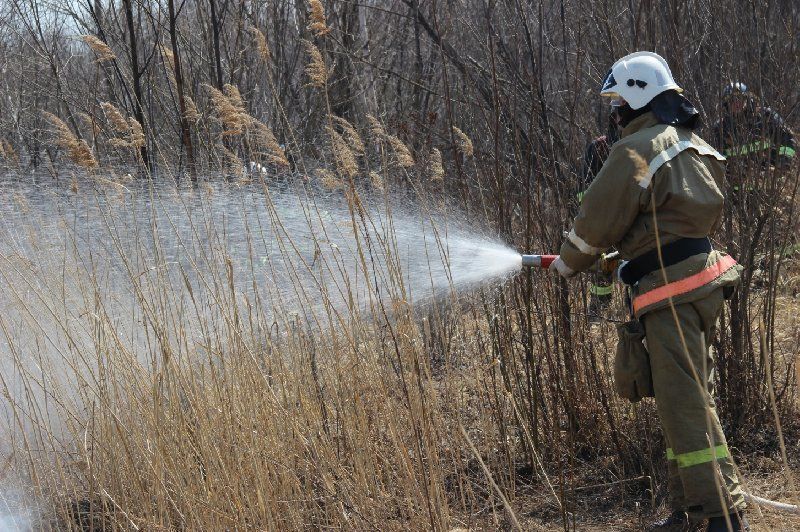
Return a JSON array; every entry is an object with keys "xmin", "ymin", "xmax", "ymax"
[{"xmin": 633, "ymin": 255, "xmax": 738, "ymax": 314}]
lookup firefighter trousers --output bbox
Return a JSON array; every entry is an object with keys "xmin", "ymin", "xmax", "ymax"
[{"xmin": 642, "ymin": 288, "xmax": 746, "ymax": 520}]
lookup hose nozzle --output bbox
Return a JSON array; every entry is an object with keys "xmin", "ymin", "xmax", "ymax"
[{"xmin": 521, "ymin": 254, "xmax": 557, "ymax": 268}]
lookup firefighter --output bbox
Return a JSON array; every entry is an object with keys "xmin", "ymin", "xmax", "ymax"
[
  {"xmin": 550, "ymin": 52, "xmax": 748, "ymax": 531},
  {"xmin": 713, "ymin": 82, "xmax": 795, "ymax": 174},
  {"xmin": 581, "ymin": 109, "xmax": 622, "ymax": 318}
]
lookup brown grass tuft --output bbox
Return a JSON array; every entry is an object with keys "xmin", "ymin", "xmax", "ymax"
[
  {"xmin": 81, "ymin": 35, "xmax": 115, "ymax": 63},
  {"xmin": 101, "ymin": 102, "xmax": 129, "ymax": 135},
  {"xmin": 128, "ymin": 118, "xmax": 145, "ymax": 149},
  {"xmin": 317, "ymin": 167, "xmax": 343, "ymax": 190},
  {"xmin": 369, "ymin": 171, "xmax": 384, "ymax": 191},
  {"xmin": 223, "ymin": 84, "xmax": 245, "ymax": 109},
  {"xmin": 331, "ymin": 116, "xmax": 364, "ymax": 154},
  {"xmin": 247, "ymin": 25, "xmax": 271, "ymax": 63},
  {"xmin": 0, "ymin": 139, "xmax": 18, "ymax": 165},
  {"xmin": 184, "ymin": 96, "xmax": 200, "ymax": 122},
  {"xmin": 247, "ymin": 118, "xmax": 289, "ymax": 168},
  {"xmin": 218, "ymin": 144, "xmax": 244, "ymax": 177},
  {"xmin": 626, "ymin": 147, "xmax": 650, "ymax": 184},
  {"xmin": 42, "ymin": 111, "xmax": 98, "ymax": 169},
  {"xmin": 428, "ymin": 148, "xmax": 444, "ymax": 181},
  {"xmin": 387, "ymin": 135, "xmax": 415, "ymax": 168},
  {"xmin": 366, "ymin": 114, "xmax": 386, "ymax": 139},
  {"xmin": 205, "ymin": 84, "xmax": 246, "ymax": 136},
  {"xmin": 100, "ymin": 103, "xmax": 145, "ymax": 150},
  {"xmin": 302, "ymin": 40, "xmax": 327, "ymax": 88},
  {"xmin": 326, "ymin": 125, "xmax": 358, "ymax": 178},
  {"xmin": 159, "ymin": 45, "xmax": 176, "ymax": 72},
  {"xmin": 77, "ymin": 113, "xmax": 101, "ymax": 139},
  {"xmin": 452, "ymin": 126, "xmax": 474, "ymax": 157},
  {"xmin": 307, "ymin": 0, "xmax": 330, "ymax": 37}
]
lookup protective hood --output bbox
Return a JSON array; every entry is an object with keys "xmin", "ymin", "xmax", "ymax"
[{"xmin": 650, "ymin": 90, "xmax": 700, "ymax": 130}]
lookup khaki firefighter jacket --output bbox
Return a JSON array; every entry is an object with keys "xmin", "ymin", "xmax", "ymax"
[{"xmin": 559, "ymin": 112, "xmax": 742, "ymax": 317}]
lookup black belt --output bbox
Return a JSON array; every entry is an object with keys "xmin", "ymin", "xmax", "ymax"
[{"xmin": 619, "ymin": 237, "xmax": 712, "ymax": 285}]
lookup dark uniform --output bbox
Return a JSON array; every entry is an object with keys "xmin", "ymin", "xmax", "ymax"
[
  {"xmin": 712, "ymin": 83, "xmax": 795, "ymax": 186},
  {"xmin": 712, "ymin": 82, "xmax": 797, "ymax": 263}
]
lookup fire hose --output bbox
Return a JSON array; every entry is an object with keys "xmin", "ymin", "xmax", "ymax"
[{"xmin": 519, "ymin": 252, "xmax": 800, "ymax": 517}]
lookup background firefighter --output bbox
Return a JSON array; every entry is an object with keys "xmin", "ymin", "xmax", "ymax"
[
  {"xmin": 550, "ymin": 52, "xmax": 749, "ymax": 532},
  {"xmin": 713, "ymin": 82, "xmax": 795, "ymax": 174},
  {"xmin": 580, "ymin": 109, "xmax": 622, "ymax": 318}
]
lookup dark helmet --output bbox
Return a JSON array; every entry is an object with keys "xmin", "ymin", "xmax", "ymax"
[{"xmin": 722, "ymin": 81, "xmax": 748, "ymax": 99}]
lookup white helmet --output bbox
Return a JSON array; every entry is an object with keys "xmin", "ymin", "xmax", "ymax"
[{"xmin": 600, "ymin": 51, "xmax": 682, "ymax": 110}]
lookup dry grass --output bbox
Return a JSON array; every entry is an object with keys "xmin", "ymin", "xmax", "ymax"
[
  {"xmin": 307, "ymin": 0, "xmax": 330, "ymax": 37},
  {"xmin": 302, "ymin": 40, "xmax": 327, "ymax": 88},
  {"xmin": 205, "ymin": 83, "xmax": 247, "ymax": 136},
  {"xmin": 452, "ymin": 126, "xmax": 474, "ymax": 158},
  {"xmin": 80, "ymin": 35, "xmax": 115, "ymax": 63},
  {"xmin": 428, "ymin": 147, "xmax": 445, "ymax": 181},
  {"xmin": 42, "ymin": 111, "xmax": 98, "ymax": 168},
  {"xmin": 247, "ymin": 25, "xmax": 271, "ymax": 63}
]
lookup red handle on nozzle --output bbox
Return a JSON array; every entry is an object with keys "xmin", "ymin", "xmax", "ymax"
[{"xmin": 539, "ymin": 255, "xmax": 557, "ymax": 268}]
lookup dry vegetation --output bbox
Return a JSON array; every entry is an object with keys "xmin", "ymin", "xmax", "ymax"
[{"xmin": 0, "ymin": 0, "xmax": 799, "ymax": 530}]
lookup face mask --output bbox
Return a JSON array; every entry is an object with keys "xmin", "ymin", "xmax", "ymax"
[{"xmin": 616, "ymin": 102, "xmax": 651, "ymax": 128}]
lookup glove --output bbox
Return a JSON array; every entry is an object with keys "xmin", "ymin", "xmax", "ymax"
[
  {"xmin": 599, "ymin": 252, "xmax": 620, "ymax": 275},
  {"xmin": 549, "ymin": 256, "xmax": 576, "ymax": 279}
]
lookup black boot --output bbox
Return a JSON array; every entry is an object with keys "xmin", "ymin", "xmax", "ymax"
[
  {"xmin": 706, "ymin": 512, "xmax": 749, "ymax": 532},
  {"xmin": 646, "ymin": 510, "xmax": 700, "ymax": 531}
]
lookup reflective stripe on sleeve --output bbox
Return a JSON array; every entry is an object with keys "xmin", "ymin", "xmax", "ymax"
[
  {"xmin": 638, "ymin": 141, "xmax": 726, "ymax": 189},
  {"xmin": 590, "ymin": 284, "xmax": 613, "ymax": 296},
  {"xmin": 632, "ymin": 255, "xmax": 738, "ymax": 313},
  {"xmin": 671, "ymin": 445, "xmax": 729, "ymax": 468},
  {"xmin": 567, "ymin": 229, "xmax": 604, "ymax": 255},
  {"xmin": 779, "ymin": 145, "xmax": 796, "ymax": 157},
  {"xmin": 724, "ymin": 140, "xmax": 775, "ymax": 157}
]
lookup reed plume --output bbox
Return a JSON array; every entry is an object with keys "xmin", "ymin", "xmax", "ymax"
[
  {"xmin": 307, "ymin": 0, "xmax": 330, "ymax": 37},
  {"xmin": 428, "ymin": 148, "xmax": 444, "ymax": 181},
  {"xmin": 100, "ymin": 102, "xmax": 144, "ymax": 149},
  {"xmin": 331, "ymin": 116, "xmax": 364, "ymax": 154},
  {"xmin": 81, "ymin": 35, "xmax": 115, "ymax": 63},
  {"xmin": 101, "ymin": 102, "xmax": 129, "ymax": 135},
  {"xmin": 369, "ymin": 171, "xmax": 384, "ymax": 191},
  {"xmin": 223, "ymin": 84, "xmax": 245, "ymax": 110},
  {"xmin": 159, "ymin": 45, "xmax": 176, "ymax": 72},
  {"xmin": 366, "ymin": 114, "xmax": 385, "ymax": 139},
  {"xmin": 302, "ymin": 40, "xmax": 327, "ymax": 88},
  {"xmin": 387, "ymin": 135, "xmax": 414, "ymax": 168},
  {"xmin": 327, "ymin": 125, "xmax": 358, "ymax": 178},
  {"xmin": 6, "ymin": 141, "xmax": 16, "ymax": 164},
  {"xmin": 452, "ymin": 126, "xmax": 474, "ymax": 157},
  {"xmin": 247, "ymin": 25, "xmax": 271, "ymax": 63},
  {"xmin": 218, "ymin": 143, "xmax": 244, "ymax": 177},
  {"xmin": 247, "ymin": 118, "xmax": 289, "ymax": 168},
  {"xmin": 205, "ymin": 84, "xmax": 246, "ymax": 136},
  {"xmin": 128, "ymin": 118, "xmax": 145, "ymax": 149},
  {"xmin": 317, "ymin": 167, "xmax": 343, "ymax": 190},
  {"xmin": 42, "ymin": 111, "xmax": 98, "ymax": 169},
  {"xmin": 77, "ymin": 112, "xmax": 101, "ymax": 138},
  {"xmin": 184, "ymin": 96, "xmax": 200, "ymax": 122},
  {"xmin": 0, "ymin": 139, "xmax": 17, "ymax": 165}
]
